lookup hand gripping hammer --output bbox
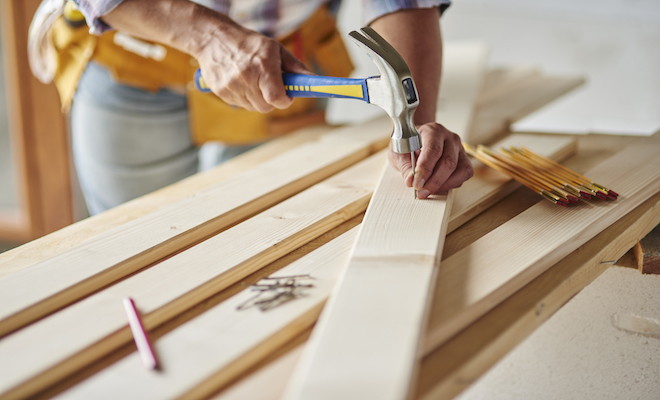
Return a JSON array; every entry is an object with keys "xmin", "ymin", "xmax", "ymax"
[{"xmin": 195, "ymin": 27, "xmax": 423, "ymax": 196}]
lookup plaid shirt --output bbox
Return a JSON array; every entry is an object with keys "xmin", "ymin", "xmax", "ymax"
[{"xmin": 74, "ymin": 0, "xmax": 451, "ymax": 37}]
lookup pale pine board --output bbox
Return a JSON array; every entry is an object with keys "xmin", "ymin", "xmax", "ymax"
[
  {"xmin": 56, "ymin": 228, "xmax": 360, "ymax": 400},
  {"xmin": 417, "ymin": 190, "xmax": 660, "ymax": 400},
  {"xmin": 0, "ymin": 117, "xmax": 391, "ymax": 337},
  {"xmin": 436, "ymin": 42, "xmax": 489, "ymax": 140},
  {"xmin": 281, "ymin": 43, "xmax": 488, "ymax": 400},
  {"xmin": 214, "ymin": 346, "xmax": 305, "ymax": 400},
  {"xmin": 0, "ymin": 66, "xmax": 575, "ymax": 280},
  {"xmin": 50, "ymin": 135, "xmax": 576, "ymax": 399},
  {"xmin": 0, "ymin": 124, "xmax": 335, "ymax": 279},
  {"xmin": 284, "ymin": 163, "xmax": 452, "ymax": 400},
  {"xmin": 423, "ymin": 132, "xmax": 660, "ymax": 353},
  {"xmin": 210, "ymin": 189, "xmax": 660, "ymax": 400},
  {"xmin": 0, "ymin": 152, "xmax": 386, "ymax": 399}
]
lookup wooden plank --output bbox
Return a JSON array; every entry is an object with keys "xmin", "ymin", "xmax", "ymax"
[
  {"xmin": 634, "ymin": 223, "xmax": 660, "ymax": 274},
  {"xmin": 284, "ymin": 164, "xmax": 452, "ymax": 400},
  {"xmin": 436, "ymin": 42, "xmax": 489, "ymax": 141},
  {"xmin": 470, "ymin": 72, "xmax": 585, "ymax": 145},
  {"xmin": 416, "ymin": 190, "xmax": 660, "ymax": 400},
  {"xmin": 210, "ymin": 188, "xmax": 660, "ymax": 400},
  {"xmin": 45, "ymin": 134, "xmax": 574, "ymax": 398},
  {"xmin": 0, "ymin": 117, "xmax": 391, "ymax": 338},
  {"xmin": 0, "ymin": 124, "xmax": 334, "ymax": 279},
  {"xmin": 279, "ymin": 43, "xmax": 488, "ymax": 400},
  {"xmin": 0, "ymin": 66, "xmax": 581, "ymax": 277},
  {"xmin": 0, "ymin": 0, "xmax": 73, "ymax": 240},
  {"xmin": 45, "ymin": 134, "xmax": 577, "ymax": 399},
  {"xmin": 39, "ymin": 217, "xmax": 365, "ymax": 400},
  {"xmin": 423, "ymin": 132, "xmax": 660, "ymax": 354},
  {"xmin": 216, "ymin": 345, "xmax": 305, "ymax": 400},
  {"xmin": 57, "ymin": 228, "xmax": 361, "ymax": 400},
  {"xmin": 0, "ymin": 152, "xmax": 385, "ymax": 399}
]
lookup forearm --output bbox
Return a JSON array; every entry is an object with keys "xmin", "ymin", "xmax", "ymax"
[
  {"xmin": 101, "ymin": 0, "xmax": 241, "ymax": 59},
  {"xmin": 370, "ymin": 8, "xmax": 442, "ymax": 125}
]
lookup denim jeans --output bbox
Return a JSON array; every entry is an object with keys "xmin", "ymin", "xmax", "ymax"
[{"xmin": 71, "ymin": 62, "xmax": 257, "ymax": 215}]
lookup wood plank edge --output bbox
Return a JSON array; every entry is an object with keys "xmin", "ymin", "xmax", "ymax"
[
  {"xmin": 0, "ymin": 126, "xmax": 389, "ymax": 337},
  {"xmin": 0, "ymin": 156, "xmax": 381, "ymax": 398},
  {"xmin": 416, "ymin": 190, "xmax": 660, "ymax": 400},
  {"xmin": 205, "ymin": 190, "xmax": 660, "ymax": 400},
  {"xmin": 634, "ymin": 223, "xmax": 660, "ymax": 274}
]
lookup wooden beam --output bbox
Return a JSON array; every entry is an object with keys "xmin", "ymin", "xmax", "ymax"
[
  {"xmin": 57, "ymin": 229, "xmax": 361, "ymax": 400},
  {"xmin": 0, "ymin": 0, "xmax": 73, "ymax": 241},
  {"xmin": 47, "ymin": 135, "xmax": 576, "ymax": 399},
  {"xmin": 415, "ymin": 190, "xmax": 660, "ymax": 400},
  {"xmin": 423, "ymin": 133, "xmax": 660, "ymax": 354},
  {"xmin": 0, "ymin": 133, "xmax": 355, "ymax": 274},
  {"xmin": 633, "ymin": 223, "xmax": 660, "ymax": 274},
  {"xmin": 210, "ymin": 189, "xmax": 660, "ymax": 400},
  {"xmin": 0, "ymin": 67, "xmax": 581, "ymax": 278},
  {"xmin": 0, "ymin": 152, "xmax": 385, "ymax": 399},
  {"xmin": 37, "ymin": 135, "xmax": 575, "ymax": 397},
  {"xmin": 0, "ymin": 124, "xmax": 335, "ymax": 279},
  {"xmin": 206, "ymin": 135, "xmax": 644, "ymax": 399},
  {"xmin": 284, "ymin": 163, "xmax": 452, "ymax": 400},
  {"xmin": 282, "ymin": 43, "xmax": 488, "ymax": 400},
  {"xmin": 216, "ymin": 345, "xmax": 306, "ymax": 400},
  {"xmin": 0, "ymin": 118, "xmax": 391, "ymax": 338}
]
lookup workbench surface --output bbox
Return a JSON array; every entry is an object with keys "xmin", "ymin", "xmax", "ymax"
[{"xmin": 1, "ymin": 129, "xmax": 657, "ymax": 400}]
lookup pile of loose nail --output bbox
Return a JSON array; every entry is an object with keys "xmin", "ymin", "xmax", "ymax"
[
  {"xmin": 463, "ymin": 143, "xmax": 619, "ymax": 207},
  {"xmin": 237, "ymin": 275, "xmax": 315, "ymax": 312}
]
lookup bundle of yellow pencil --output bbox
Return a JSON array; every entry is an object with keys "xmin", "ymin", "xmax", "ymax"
[{"xmin": 463, "ymin": 143, "xmax": 619, "ymax": 207}]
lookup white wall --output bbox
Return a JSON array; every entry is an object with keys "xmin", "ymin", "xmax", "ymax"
[{"xmin": 329, "ymin": 0, "xmax": 660, "ymax": 135}]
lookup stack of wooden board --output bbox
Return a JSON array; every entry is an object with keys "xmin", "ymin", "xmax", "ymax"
[{"xmin": 2, "ymin": 41, "xmax": 652, "ymax": 400}]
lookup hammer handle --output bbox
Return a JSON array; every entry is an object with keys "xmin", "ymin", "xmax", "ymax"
[{"xmin": 194, "ymin": 69, "xmax": 369, "ymax": 102}]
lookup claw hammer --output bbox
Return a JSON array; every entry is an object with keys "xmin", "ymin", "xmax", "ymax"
[{"xmin": 195, "ymin": 27, "xmax": 423, "ymax": 198}]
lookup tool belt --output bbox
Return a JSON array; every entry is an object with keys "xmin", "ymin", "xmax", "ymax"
[{"xmin": 50, "ymin": 5, "xmax": 354, "ymax": 145}]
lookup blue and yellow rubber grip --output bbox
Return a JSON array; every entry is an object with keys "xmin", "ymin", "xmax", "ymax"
[
  {"xmin": 194, "ymin": 69, "xmax": 369, "ymax": 103},
  {"xmin": 281, "ymin": 73, "xmax": 369, "ymax": 102}
]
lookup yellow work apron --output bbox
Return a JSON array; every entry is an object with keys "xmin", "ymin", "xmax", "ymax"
[{"xmin": 51, "ymin": 5, "xmax": 354, "ymax": 145}]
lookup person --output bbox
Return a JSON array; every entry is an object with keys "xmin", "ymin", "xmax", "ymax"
[{"xmin": 57, "ymin": 0, "xmax": 473, "ymax": 214}]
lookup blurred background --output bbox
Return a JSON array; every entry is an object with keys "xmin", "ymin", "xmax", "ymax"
[
  {"xmin": 1, "ymin": 0, "xmax": 659, "ymax": 251},
  {"xmin": 329, "ymin": 0, "xmax": 660, "ymax": 135}
]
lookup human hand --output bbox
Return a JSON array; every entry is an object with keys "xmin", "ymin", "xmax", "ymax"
[
  {"xmin": 388, "ymin": 122, "xmax": 474, "ymax": 199},
  {"xmin": 195, "ymin": 23, "xmax": 310, "ymax": 112}
]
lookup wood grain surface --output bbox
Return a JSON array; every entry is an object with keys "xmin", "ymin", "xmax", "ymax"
[
  {"xmin": 284, "ymin": 162, "xmax": 453, "ymax": 400},
  {"xmin": 0, "ymin": 118, "xmax": 391, "ymax": 338},
  {"xmin": 424, "ymin": 133, "xmax": 660, "ymax": 353},
  {"xmin": 49, "ymin": 135, "xmax": 576, "ymax": 400},
  {"xmin": 0, "ymin": 152, "xmax": 385, "ymax": 399}
]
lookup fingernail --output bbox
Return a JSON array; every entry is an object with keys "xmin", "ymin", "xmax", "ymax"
[
  {"xmin": 406, "ymin": 171, "xmax": 414, "ymax": 187},
  {"xmin": 415, "ymin": 178, "xmax": 425, "ymax": 191},
  {"xmin": 418, "ymin": 189, "xmax": 430, "ymax": 199}
]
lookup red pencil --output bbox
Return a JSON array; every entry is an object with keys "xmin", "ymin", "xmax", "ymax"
[{"xmin": 123, "ymin": 297, "xmax": 158, "ymax": 370}]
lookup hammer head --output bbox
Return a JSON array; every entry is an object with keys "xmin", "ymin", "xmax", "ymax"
[{"xmin": 349, "ymin": 27, "xmax": 422, "ymax": 154}]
